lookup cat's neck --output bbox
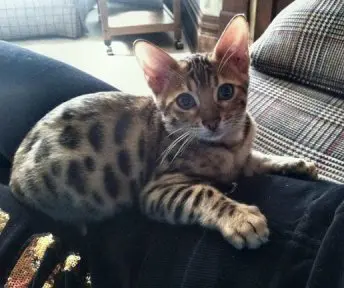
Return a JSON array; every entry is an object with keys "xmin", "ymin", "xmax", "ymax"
[{"xmin": 210, "ymin": 113, "xmax": 255, "ymax": 151}]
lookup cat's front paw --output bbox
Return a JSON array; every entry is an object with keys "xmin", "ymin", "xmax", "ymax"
[
  {"xmin": 217, "ymin": 204, "xmax": 269, "ymax": 249},
  {"xmin": 279, "ymin": 158, "xmax": 318, "ymax": 180}
]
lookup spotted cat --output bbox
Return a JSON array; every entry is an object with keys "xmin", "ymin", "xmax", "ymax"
[{"xmin": 10, "ymin": 15, "xmax": 317, "ymax": 249}]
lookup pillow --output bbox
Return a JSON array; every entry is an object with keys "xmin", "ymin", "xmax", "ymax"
[
  {"xmin": 0, "ymin": 0, "xmax": 90, "ymax": 40},
  {"xmin": 251, "ymin": 0, "xmax": 344, "ymax": 96}
]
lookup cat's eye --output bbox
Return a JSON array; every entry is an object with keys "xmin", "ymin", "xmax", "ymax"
[
  {"xmin": 176, "ymin": 93, "xmax": 197, "ymax": 110},
  {"xmin": 217, "ymin": 83, "xmax": 234, "ymax": 101}
]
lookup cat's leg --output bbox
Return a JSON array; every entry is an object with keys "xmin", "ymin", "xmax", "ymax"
[
  {"xmin": 140, "ymin": 173, "xmax": 269, "ymax": 249},
  {"xmin": 244, "ymin": 150, "xmax": 318, "ymax": 179}
]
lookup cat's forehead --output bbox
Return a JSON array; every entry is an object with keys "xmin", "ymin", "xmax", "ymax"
[
  {"xmin": 182, "ymin": 54, "xmax": 213, "ymax": 72},
  {"xmin": 181, "ymin": 53, "xmax": 218, "ymax": 88}
]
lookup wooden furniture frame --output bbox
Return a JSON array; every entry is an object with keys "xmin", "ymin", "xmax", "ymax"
[
  {"xmin": 180, "ymin": 0, "xmax": 250, "ymax": 52},
  {"xmin": 254, "ymin": 0, "xmax": 294, "ymax": 40},
  {"xmin": 96, "ymin": 0, "xmax": 183, "ymax": 55},
  {"xmin": 180, "ymin": 0, "xmax": 294, "ymax": 53}
]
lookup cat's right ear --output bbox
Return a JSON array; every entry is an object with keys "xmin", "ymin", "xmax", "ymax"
[
  {"xmin": 134, "ymin": 40, "xmax": 178, "ymax": 95},
  {"xmin": 212, "ymin": 14, "xmax": 250, "ymax": 75}
]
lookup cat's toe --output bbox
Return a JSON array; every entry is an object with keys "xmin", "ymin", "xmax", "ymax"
[
  {"xmin": 280, "ymin": 158, "xmax": 318, "ymax": 179},
  {"xmin": 307, "ymin": 162, "xmax": 318, "ymax": 179},
  {"xmin": 295, "ymin": 160, "xmax": 318, "ymax": 179},
  {"xmin": 237, "ymin": 221, "xmax": 266, "ymax": 249},
  {"xmin": 222, "ymin": 228, "xmax": 245, "ymax": 249},
  {"xmin": 219, "ymin": 204, "xmax": 269, "ymax": 249}
]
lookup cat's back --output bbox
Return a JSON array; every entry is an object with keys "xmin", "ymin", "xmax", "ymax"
[{"xmin": 10, "ymin": 91, "xmax": 159, "ymax": 222}]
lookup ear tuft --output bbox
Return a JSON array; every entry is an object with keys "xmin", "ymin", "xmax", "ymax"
[
  {"xmin": 213, "ymin": 14, "xmax": 249, "ymax": 74},
  {"xmin": 134, "ymin": 40, "xmax": 177, "ymax": 94}
]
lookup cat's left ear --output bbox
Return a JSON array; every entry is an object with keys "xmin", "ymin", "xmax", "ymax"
[
  {"xmin": 134, "ymin": 40, "xmax": 178, "ymax": 95},
  {"xmin": 212, "ymin": 14, "xmax": 250, "ymax": 74}
]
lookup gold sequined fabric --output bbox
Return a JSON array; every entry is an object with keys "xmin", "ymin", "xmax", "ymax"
[
  {"xmin": 0, "ymin": 209, "xmax": 9, "ymax": 233},
  {"xmin": 0, "ymin": 210, "xmax": 83, "ymax": 287}
]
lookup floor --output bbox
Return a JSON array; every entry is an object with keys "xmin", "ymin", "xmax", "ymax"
[{"xmin": 13, "ymin": 5, "xmax": 190, "ymax": 95}]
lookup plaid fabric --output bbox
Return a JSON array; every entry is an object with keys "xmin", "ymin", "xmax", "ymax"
[
  {"xmin": 0, "ymin": 0, "xmax": 95, "ymax": 40},
  {"xmin": 251, "ymin": 0, "xmax": 344, "ymax": 97},
  {"xmin": 249, "ymin": 68, "xmax": 344, "ymax": 183}
]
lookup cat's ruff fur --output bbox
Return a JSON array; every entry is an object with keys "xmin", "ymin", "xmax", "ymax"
[{"xmin": 10, "ymin": 15, "xmax": 317, "ymax": 250}]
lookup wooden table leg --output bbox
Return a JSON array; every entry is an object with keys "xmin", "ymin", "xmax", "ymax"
[
  {"xmin": 173, "ymin": 0, "xmax": 183, "ymax": 49},
  {"xmin": 98, "ymin": 0, "xmax": 114, "ymax": 55}
]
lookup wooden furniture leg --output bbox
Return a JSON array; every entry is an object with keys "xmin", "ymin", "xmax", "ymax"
[
  {"xmin": 96, "ymin": 0, "xmax": 101, "ymax": 23},
  {"xmin": 98, "ymin": 0, "xmax": 114, "ymax": 56},
  {"xmin": 173, "ymin": 0, "xmax": 183, "ymax": 49}
]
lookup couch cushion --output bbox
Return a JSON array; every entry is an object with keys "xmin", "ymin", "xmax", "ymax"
[
  {"xmin": 0, "ymin": 0, "xmax": 94, "ymax": 40},
  {"xmin": 249, "ymin": 68, "xmax": 344, "ymax": 183},
  {"xmin": 251, "ymin": 0, "xmax": 344, "ymax": 97}
]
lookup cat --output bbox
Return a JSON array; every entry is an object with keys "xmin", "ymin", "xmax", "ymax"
[{"xmin": 10, "ymin": 15, "xmax": 317, "ymax": 250}]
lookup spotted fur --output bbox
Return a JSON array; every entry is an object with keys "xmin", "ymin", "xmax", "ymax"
[{"xmin": 10, "ymin": 15, "xmax": 317, "ymax": 249}]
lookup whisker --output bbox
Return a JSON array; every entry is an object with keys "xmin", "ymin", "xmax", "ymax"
[
  {"xmin": 160, "ymin": 132, "xmax": 187, "ymax": 159},
  {"xmin": 159, "ymin": 131, "xmax": 190, "ymax": 164},
  {"xmin": 165, "ymin": 127, "xmax": 184, "ymax": 139},
  {"xmin": 170, "ymin": 133, "xmax": 194, "ymax": 164},
  {"xmin": 179, "ymin": 134, "xmax": 195, "ymax": 155}
]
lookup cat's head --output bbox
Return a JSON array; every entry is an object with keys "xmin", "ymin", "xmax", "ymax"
[{"xmin": 134, "ymin": 14, "xmax": 249, "ymax": 143}]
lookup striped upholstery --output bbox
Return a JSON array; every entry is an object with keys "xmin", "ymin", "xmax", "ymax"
[
  {"xmin": 248, "ymin": 68, "xmax": 344, "ymax": 183},
  {"xmin": 251, "ymin": 0, "xmax": 344, "ymax": 97}
]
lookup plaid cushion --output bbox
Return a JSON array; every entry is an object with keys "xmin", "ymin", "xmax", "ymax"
[
  {"xmin": 0, "ymin": 0, "xmax": 94, "ymax": 40},
  {"xmin": 249, "ymin": 68, "xmax": 344, "ymax": 183},
  {"xmin": 251, "ymin": 0, "xmax": 344, "ymax": 97}
]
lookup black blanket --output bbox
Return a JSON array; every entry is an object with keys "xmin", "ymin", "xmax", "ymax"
[
  {"xmin": 117, "ymin": 174, "xmax": 344, "ymax": 288},
  {"xmin": 0, "ymin": 174, "xmax": 343, "ymax": 288}
]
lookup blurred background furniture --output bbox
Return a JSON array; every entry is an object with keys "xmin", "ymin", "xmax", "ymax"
[
  {"xmin": 1, "ymin": 0, "xmax": 295, "ymax": 54},
  {"xmin": 96, "ymin": 0, "xmax": 183, "ymax": 55},
  {"xmin": 254, "ymin": 0, "xmax": 294, "ymax": 39},
  {"xmin": 178, "ymin": 0, "xmax": 294, "ymax": 53},
  {"xmin": 0, "ymin": 0, "xmax": 95, "ymax": 40}
]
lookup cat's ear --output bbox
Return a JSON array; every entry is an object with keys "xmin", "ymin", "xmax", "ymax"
[
  {"xmin": 213, "ymin": 14, "xmax": 249, "ymax": 74},
  {"xmin": 134, "ymin": 40, "xmax": 178, "ymax": 95}
]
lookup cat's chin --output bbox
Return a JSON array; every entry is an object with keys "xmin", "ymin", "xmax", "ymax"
[
  {"xmin": 197, "ymin": 131, "xmax": 226, "ymax": 143},
  {"xmin": 198, "ymin": 128, "xmax": 245, "ymax": 145}
]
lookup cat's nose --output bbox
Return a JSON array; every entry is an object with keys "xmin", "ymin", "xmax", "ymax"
[{"xmin": 202, "ymin": 118, "xmax": 220, "ymax": 132}]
